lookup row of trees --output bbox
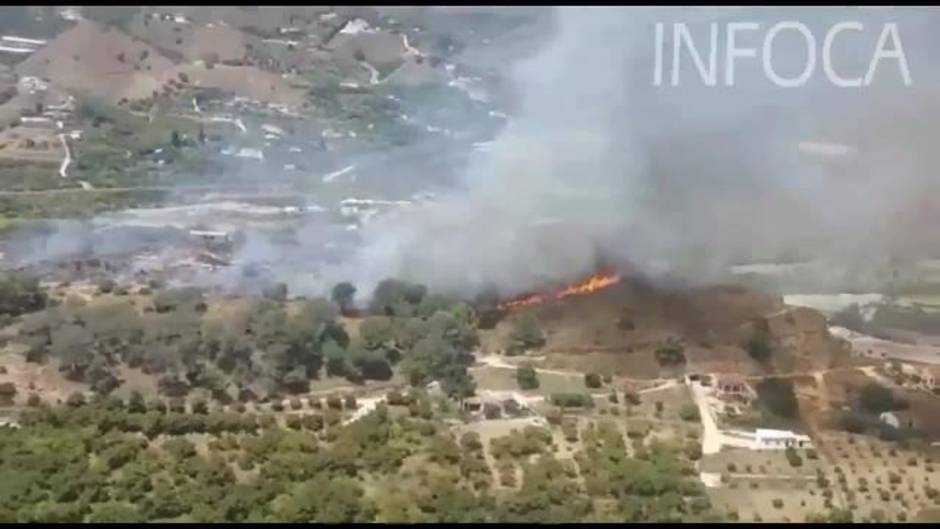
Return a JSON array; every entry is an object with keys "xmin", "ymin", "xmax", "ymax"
[
  {"xmin": 15, "ymin": 277, "xmax": 482, "ymax": 402},
  {"xmin": 3, "ymin": 388, "xmax": 681, "ymax": 522},
  {"xmin": 1, "ymin": 356, "xmax": 733, "ymax": 523},
  {"xmin": 0, "ymin": 395, "xmax": 418, "ymax": 522},
  {"xmin": 838, "ymin": 382, "xmax": 925, "ymax": 442},
  {"xmin": 0, "ymin": 272, "xmax": 48, "ymax": 322},
  {"xmin": 17, "ymin": 288, "xmax": 344, "ymax": 398}
]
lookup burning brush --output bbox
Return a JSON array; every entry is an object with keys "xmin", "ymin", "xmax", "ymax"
[{"xmin": 497, "ymin": 270, "xmax": 622, "ymax": 311}]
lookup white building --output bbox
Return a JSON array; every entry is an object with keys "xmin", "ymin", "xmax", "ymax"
[
  {"xmin": 60, "ymin": 7, "xmax": 81, "ymax": 21},
  {"xmin": 234, "ymin": 148, "xmax": 264, "ymax": 160},
  {"xmin": 879, "ymin": 410, "xmax": 919, "ymax": 430},
  {"xmin": 19, "ymin": 117, "xmax": 55, "ymax": 129},
  {"xmin": 189, "ymin": 230, "xmax": 233, "ymax": 250},
  {"xmin": 0, "ymin": 45, "xmax": 35, "ymax": 55},
  {"xmin": 1, "ymin": 36, "xmax": 46, "ymax": 47},
  {"xmin": 339, "ymin": 18, "xmax": 375, "ymax": 36},
  {"xmin": 879, "ymin": 411, "xmax": 900, "ymax": 429},
  {"xmin": 754, "ymin": 428, "xmax": 812, "ymax": 449},
  {"xmin": 18, "ymin": 76, "xmax": 48, "ymax": 94},
  {"xmin": 0, "ymin": 36, "xmax": 45, "ymax": 55},
  {"xmin": 261, "ymin": 124, "xmax": 285, "ymax": 136}
]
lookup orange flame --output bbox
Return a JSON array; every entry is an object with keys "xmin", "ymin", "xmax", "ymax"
[{"xmin": 498, "ymin": 271, "xmax": 622, "ymax": 311}]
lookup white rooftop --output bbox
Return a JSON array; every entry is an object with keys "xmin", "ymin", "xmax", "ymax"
[
  {"xmin": 190, "ymin": 230, "xmax": 229, "ymax": 237},
  {"xmin": 755, "ymin": 428, "xmax": 810, "ymax": 440}
]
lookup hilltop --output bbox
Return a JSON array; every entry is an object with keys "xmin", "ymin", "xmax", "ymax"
[
  {"xmin": 486, "ymin": 276, "xmax": 853, "ymax": 379},
  {"xmin": 16, "ymin": 20, "xmax": 305, "ymax": 109},
  {"xmin": 16, "ymin": 21, "xmax": 175, "ymax": 104}
]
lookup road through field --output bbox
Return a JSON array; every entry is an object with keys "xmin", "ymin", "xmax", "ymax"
[{"xmin": 689, "ymin": 379, "xmax": 723, "ymax": 455}]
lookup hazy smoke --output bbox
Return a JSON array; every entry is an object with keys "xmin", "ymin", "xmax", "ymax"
[
  {"xmin": 9, "ymin": 8, "xmax": 938, "ymax": 301},
  {"xmin": 319, "ymin": 7, "xmax": 937, "ymax": 297}
]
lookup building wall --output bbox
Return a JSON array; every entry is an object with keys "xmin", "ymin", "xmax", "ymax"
[{"xmin": 755, "ymin": 434, "xmax": 812, "ymax": 449}]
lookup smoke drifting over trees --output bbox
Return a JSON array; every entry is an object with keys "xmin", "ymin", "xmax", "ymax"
[
  {"xmin": 7, "ymin": 8, "xmax": 940, "ymax": 302},
  {"xmin": 326, "ymin": 7, "xmax": 940, "ymax": 297}
]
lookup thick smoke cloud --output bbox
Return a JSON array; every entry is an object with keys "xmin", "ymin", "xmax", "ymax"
[
  {"xmin": 8, "ymin": 8, "xmax": 936, "ymax": 301},
  {"xmin": 322, "ymin": 7, "xmax": 939, "ymax": 297}
]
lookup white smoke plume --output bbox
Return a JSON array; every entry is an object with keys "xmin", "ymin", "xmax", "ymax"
[
  {"xmin": 7, "ymin": 8, "xmax": 938, "ymax": 302},
  {"xmin": 319, "ymin": 7, "xmax": 938, "ymax": 297}
]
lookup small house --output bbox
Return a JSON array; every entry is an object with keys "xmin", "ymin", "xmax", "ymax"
[
  {"xmin": 462, "ymin": 397, "xmax": 482, "ymax": 413},
  {"xmin": 920, "ymin": 365, "xmax": 940, "ymax": 391},
  {"xmin": 754, "ymin": 428, "xmax": 812, "ymax": 449},
  {"xmin": 714, "ymin": 374, "xmax": 756, "ymax": 402},
  {"xmin": 189, "ymin": 230, "xmax": 231, "ymax": 245},
  {"xmin": 880, "ymin": 410, "xmax": 920, "ymax": 430}
]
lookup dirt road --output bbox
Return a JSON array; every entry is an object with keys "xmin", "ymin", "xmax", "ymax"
[
  {"xmin": 56, "ymin": 133, "xmax": 71, "ymax": 178},
  {"xmin": 342, "ymin": 395, "xmax": 387, "ymax": 426},
  {"xmin": 475, "ymin": 354, "xmax": 673, "ymax": 387},
  {"xmin": 475, "ymin": 354, "xmax": 577, "ymax": 377},
  {"xmin": 689, "ymin": 379, "xmax": 723, "ymax": 455}
]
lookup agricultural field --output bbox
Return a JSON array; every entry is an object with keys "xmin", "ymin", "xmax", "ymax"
[{"xmin": 1, "ymin": 5, "xmax": 939, "ymax": 525}]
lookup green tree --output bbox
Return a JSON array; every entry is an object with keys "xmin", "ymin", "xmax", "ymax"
[
  {"xmin": 191, "ymin": 398, "xmax": 209, "ymax": 415},
  {"xmin": 654, "ymin": 338, "xmax": 686, "ymax": 366},
  {"xmin": 262, "ymin": 282, "xmax": 289, "ymax": 302},
  {"xmin": 127, "ymin": 390, "xmax": 147, "ymax": 414},
  {"xmin": 20, "ymin": 501, "xmax": 85, "ymax": 523},
  {"xmin": 66, "ymin": 391, "xmax": 86, "ymax": 407},
  {"xmin": 744, "ymin": 328, "xmax": 773, "ymax": 363},
  {"xmin": 550, "ymin": 393, "xmax": 593, "ymax": 408},
  {"xmin": 144, "ymin": 478, "xmax": 189, "ymax": 519},
  {"xmin": 0, "ymin": 382, "xmax": 15, "ymax": 404},
  {"xmin": 96, "ymin": 278, "xmax": 116, "ymax": 294},
  {"xmin": 153, "ymin": 287, "xmax": 206, "ymax": 313},
  {"xmin": 163, "ymin": 438, "xmax": 197, "ymax": 459},
  {"xmin": 506, "ymin": 313, "xmax": 545, "ymax": 355},
  {"xmin": 88, "ymin": 502, "xmax": 144, "ymax": 522},
  {"xmin": 51, "ymin": 324, "xmax": 95, "ymax": 381},
  {"xmin": 0, "ymin": 272, "xmax": 48, "ymax": 318},
  {"xmin": 517, "ymin": 364, "xmax": 540, "ymax": 390},
  {"xmin": 860, "ymin": 383, "xmax": 897, "ymax": 414},
  {"xmin": 348, "ymin": 343, "xmax": 393, "ymax": 381},
  {"xmin": 369, "ymin": 278, "xmax": 426, "ymax": 316},
  {"xmin": 276, "ymin": 476, "xmax": 372, "ymax": 522},
  {"xmin": 359, "ymin": 316, "xmax": 395, "ymax": 350},
  {"xmin": 679, "ymin": 404, "xmax": 700, "ymax": 422},
  {"xmin": 755, "ymin": 378, "xmax": 799, "ymax": 419},
  {"xmin": 425, "ymin": 310, "xmax": 478, "ymax": 351},
  {"xmin": 404, "ymin": 329, "xmax": 475, "ymax": 398},
  {"xmin": 439, "ymin": 362, "xmax": 476, "ymax": 400},
  {"xmin": 324, "ymin": 339, "xmax": 349, "ymax": 377},
  {"xmin": 285, "ymin": 415, "xmax": 302, "ymax": 430},
  {"xmin": 331, "ymin": 282, "xmax": 357, "ymax": 315},
  {"xmin": 785, "ymin": 446, "xmax": 803, "ymax": 467},
  {"xmin": 584, "ymin": 372, "xmax": 602, "ymax": 389}
]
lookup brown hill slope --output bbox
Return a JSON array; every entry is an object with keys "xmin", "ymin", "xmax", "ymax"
[
  {"xmin": 123, "ymin": 16, "xmax": 252, "ymax": 64},
  {"xmin": 18, "ymin": 20, "xmax": 306, "ymax": 109},
  {"xmin": 16, "ymin": 20, "xmax": 175, "ymax": 103},
  {"xmin": 488, "ymin": 276, "xmax": 851, "ymax": 379},
  {"xmin": 159, "ymin": 64, "xmax": 305, "ymax": 109}
]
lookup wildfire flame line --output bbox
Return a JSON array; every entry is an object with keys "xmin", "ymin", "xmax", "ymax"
[{"xmin": 498, "ymin": 271, "xmax": 622, "ymax": 311}]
